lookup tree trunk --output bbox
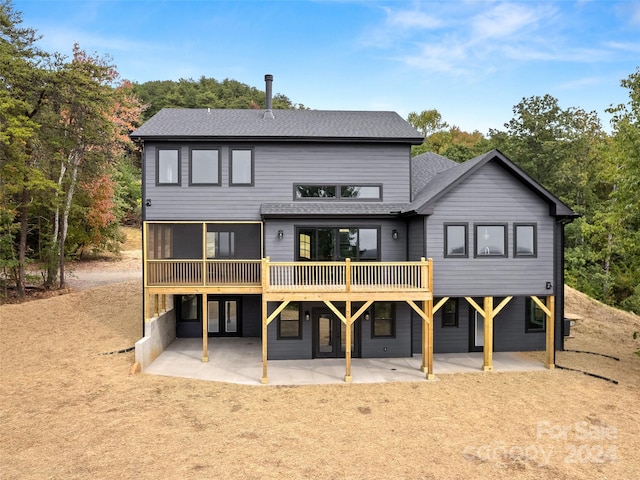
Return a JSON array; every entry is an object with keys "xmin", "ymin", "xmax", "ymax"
[
  {"xmin": 58, "ymin": 151, "xmax": 80, "ymax": 289},
  {"xmin": 17, "ymin": 186, "xmax": 29, "ymax": 298},
  {"xmin": 45, "ymin": 161, "xmax": 67, "ymax": 288}
]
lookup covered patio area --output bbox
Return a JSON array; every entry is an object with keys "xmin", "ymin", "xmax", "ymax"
[{"xmin": 143, "ymin": 338, "xmax": 548, "ymax": 386}]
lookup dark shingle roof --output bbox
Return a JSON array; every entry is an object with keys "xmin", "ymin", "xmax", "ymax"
[
  {"xmin": 131, "ymin": 108, "xmax": 424, "ymax": 143},
  {"xmin": 411, "ymin": 152, "xmax": 458, "ymax": 198},
  {"xmin": 261, "ymin": 202, "xmax": 409, "ymax": 218},
  {"xmin": 408, "ymin": 149, "xmax": 577, "ymax": 217}
]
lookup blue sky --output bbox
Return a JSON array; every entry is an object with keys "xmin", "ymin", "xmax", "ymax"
[{"xmin": 13, "ymin": 0, "xmax": 640, "ymax": 134}]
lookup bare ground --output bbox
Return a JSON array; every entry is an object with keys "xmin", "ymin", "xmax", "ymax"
[{"xmin": 1, "ymin": 228, "xmax": 639, "ymax": 479}]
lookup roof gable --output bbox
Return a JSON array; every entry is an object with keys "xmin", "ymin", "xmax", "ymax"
[
  {"xmin": 130, "ymin": 108, "xmax": 424, "ymax": 143},
  {"xmin": 408, "ymin": 149, "xmax": 577, "ymax": 218}
]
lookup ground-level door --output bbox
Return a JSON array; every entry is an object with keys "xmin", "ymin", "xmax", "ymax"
[
  {"xmin": 208, "ymin": 297, "xmax": 241, "ymax": 336},
  {"xmin": 469, "ymin": 307, "xmax": 484, "ymax": 352},
  {"xmin": 312, "ymin": 308, "xmax": 360, "ymax": 358}
]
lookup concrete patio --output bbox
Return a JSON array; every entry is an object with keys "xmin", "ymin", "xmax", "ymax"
[{"xmin": 143, "ymin": 338, "xmax": 548, "ymax": 386}]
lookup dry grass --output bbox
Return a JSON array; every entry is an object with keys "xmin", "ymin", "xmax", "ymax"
[{"xmin": 1, "ymin": 230, "xmax": 639, "ymax": 479}]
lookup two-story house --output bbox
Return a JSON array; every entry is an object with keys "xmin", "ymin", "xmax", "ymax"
[{"xmin": 130, "ymin": 75, "xmax": 577, "ymax": 383}]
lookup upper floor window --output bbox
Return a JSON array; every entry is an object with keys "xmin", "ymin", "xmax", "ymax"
[
  {"xmin": 190, "ymin": 148, "xmax": 220, "ymax": 185},
  {"xmin": 295, "ymin": 185, "xmax": 382, "ymax": 201},
  {"xmin": 475, "ymin": 224, "xmax": 507, "ymax": 257},
  {"xmin": 157, "ymin": 148, "xmax": 180, "ymax": 185},
  {"xmin": 515, "ymin": 224, "xmax": 537, "ymax": 257},
  {"xmin": 206, "ymin": 231, "xmax": 235, "ymax": 259},
  {"xmin": 230, "ymin": 149, "xmax": 254, "ymax": 186},
  {"xmin": 297, "ymin": 227, "xmax": 379, "ymax": 261},
  {"xmin": 444, "ymin": 224, "xmax": 468, "ymax": 257}
]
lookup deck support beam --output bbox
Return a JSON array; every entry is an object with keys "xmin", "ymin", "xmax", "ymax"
[
  {"xmin": 202, "ymin": 294, "xmax": 208, "ymax": 362},
  {"xmin": 344, "ymin": 301, "xmax": 352, "ymax": 382},
  {"xmin": 532, "ymin": 295, "xmax": 555, "ymax": 369}
]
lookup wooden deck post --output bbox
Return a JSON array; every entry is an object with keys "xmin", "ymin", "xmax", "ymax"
[
  {"xmin": 426, "ymin": 299, "xmax": 434, "ymax": 379},
  {"xmin": 483, "ymin": 296, "xmax": 493, "ymax": 371},
  {"xmin": 202, "ymin": 294, "xmax": 208, "ymax": 362},
  {"xmin": 344, "ymin": 301, "xmax": 352, "ymax": 383},
  {"xmin": 261, "ymin": 257, "xmax": 269, "ymax": 384},
  {"xmin": 545, "ymin": 295, "xmax": 555, "ymax": 369}
]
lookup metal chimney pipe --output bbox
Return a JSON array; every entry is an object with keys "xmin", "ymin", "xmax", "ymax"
[{"xmin": 265, "ymin": 74, "xmax": 273, "ymax": 110}]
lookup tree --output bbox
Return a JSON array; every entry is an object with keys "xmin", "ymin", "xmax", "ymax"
[{"xmin": 0, "ymin": 0, "xmax": 56, "ymax": 297}]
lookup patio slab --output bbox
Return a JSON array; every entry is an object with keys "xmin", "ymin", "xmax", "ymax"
[{"xmin": 143, "ymin": 338, "xmax": 547, "ymax": 386}]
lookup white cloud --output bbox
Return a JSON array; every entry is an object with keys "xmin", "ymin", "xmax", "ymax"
[
  {"xmin": 386, "ymin": 9, "xmax": 442, "ymax": 30},
  {"xmin": 471, "ymin": 3, "xmax": 552, "ymax": 40}
]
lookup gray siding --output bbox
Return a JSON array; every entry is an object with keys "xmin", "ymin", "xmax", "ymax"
[
  {"xmin": 241, "ymin": 295, "xmax": 262, "ymax": 337},
  {"xmin": 425, "ymin": 162, "xmax": 555, "ymax": 296},
  {"xmin": 144, "ymin": 142, "xmax": 411, "ymax": 221},
  {"xmin": 408, "ymin": 217, "xmax": 425, "ymax": 260},
  {"xmin": 412, "ymin": 296, "xmax": 546, "ymax": 353},
  {"xmin": 361, "ymin": 303, "xmax": 412, "ymax": 357}
]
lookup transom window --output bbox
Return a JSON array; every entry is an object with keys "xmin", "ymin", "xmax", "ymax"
[
  {"xmin": 295, "ymin": 185, "xmax": 381, "ymax": 201},
  {"xmin": 157, "ymin": 148, "xmax": 180, "ymax": 185},
  {"xmin": 515, "ymin": 224, "xmax": 537, "ymax": 257},
  {"xmin": 230, "ymin": 149, "xmax": 254, "ymax": 186},
  {"xmin": 372, "ymin": 302, "xmax": 395, "ymax": 338},
  {"xmin": 190, "ymin": 148, "xmax": 220, "ymax": 185},
  {"xmin": 475, "ymin": 224, "xmax": 507, "ymax": 257},
  {"xmin": 297, "ymin": 227, "xmax": 379, "ymax": 261},
  {"xmin": 278, "ymin": 302, "xmax": 302, "ymax": 339},
  {"xmin": 444, "ymin": 224, "xmax": 468, "ymax": 257}
]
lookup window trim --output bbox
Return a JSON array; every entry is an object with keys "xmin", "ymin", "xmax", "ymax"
[
  {"xmin": 525, "ymin": 298, "xmax": 546, "ymax": 333},
  {"xmin": 296, "ymin": 226, "xmax": 381, "ymax": 262},
  {"xmin": 474, "ymin": 223, "xmax": 508, "ymax": 258},
  {"xmin": 189, "ymin": 147, "xmax": 221, "ymax": 186},
  {"xmin": 277, "ymin": 302, "xmax": 302, "ymax": 340},
  {"xmin": 293, "ymin": 184, "xmax": 382, "ymax": 201},
  {"xmin": 371, "ymin": 302, "xmax": 395, "ymax": 338},
  {"xmin": 514, "ymin": 223, "xmax": 537, "ymax": 258},
  {"xmin": 444, "ymin": 223, "xmax": 468, "ymax": 258},
  {"xmin": 156, "ymin": 147, "xmax": 180, "ymax": 186},
  {"xmin": 229, "ymin": 148, "xmax": 254, "ymax": 186},
  {"xmin": 440, "ymin": 298, "xmax": 459, "ymax": 328}
]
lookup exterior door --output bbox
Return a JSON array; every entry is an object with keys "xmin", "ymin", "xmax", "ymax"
[
  {"xmin": 313, "ymin": 308, "xmax": 359, "ymax": 358},
  {"xmin": 207, "ymin": 297, "xmax": 241, "ymax": 336},
  {"xmin": 469, "ymin": 308, "xmax": 484, "ymax": 352}
]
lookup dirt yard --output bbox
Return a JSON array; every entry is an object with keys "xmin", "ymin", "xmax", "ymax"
[{"xmin": 1, "ymin": 228, "xmax": 639, "ymax": 479}]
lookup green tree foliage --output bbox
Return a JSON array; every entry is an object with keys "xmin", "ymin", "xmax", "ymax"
[
  {"xmin": 408, "ymin": 109, "xmax": 489, "ymax": 161},
  {"xmin": 134, "ymin": 76, "xmax": 298, "ymax": 121},
  {"xmin": 1, "ymin": 1, "xmax": 145, "ymax": 295}
]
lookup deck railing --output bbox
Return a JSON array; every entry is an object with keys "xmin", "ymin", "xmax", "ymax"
[{"xmin": 146, "ymin": 257, "xmax": 431, "ymax": 292}]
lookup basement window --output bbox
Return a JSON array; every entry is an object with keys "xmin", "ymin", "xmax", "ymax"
[
  {"xmin": 372, "ymin": 302, "xmax": 395, "ymax": 338},
  {"xmin": 525, "ymin": 298, "xmax": 546, "ymax": 332},
  {"xmin": 278, "ymin": 303, "xmax": 302, "ymax": 339}
]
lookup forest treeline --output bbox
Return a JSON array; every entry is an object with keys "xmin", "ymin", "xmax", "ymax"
[{"xmin": 1, "ymin": 1, "xmax": 638, "ymax": 312}]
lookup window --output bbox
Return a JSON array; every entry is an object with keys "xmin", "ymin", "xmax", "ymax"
[
  {"xmin": 278, "ymin": 303, "xmax": 302, "ymax": 339},
  {"xmin": 444, "ymin": 224, "xmax": 468, "ymax": 257},
  {"xmin": 230, "ymin": 149, "xmax": 253, "ymax": 185},
  {"xmin": 372, "ymin": 302, "xmax": 395, "ymax": 338},
  {"xmin": 190, "ymin": 149, "xmax": 220, "ymax": 185},
  {"xmin": 157, "ymin": 148, "xmax": 179, "ymax": 185},
  {"xmin": 525, "ymin": 298, "xmax": 546, "ymax": 332},
  {"xmin": 179, "ymin": 295, "xmax": 199, "ymax": 322},
  {"xmin": 295, "ymin": 184, "xmax": 382, "ymax": 201},
  {"xmin": 206, "ymin": 231, "xmax": 235, "ymax": 259},
  {"xmin": 297, "ymin": 227, "xmax": 379, "ymax": 261},
  {"xmin": 515, "ymin": 224, "xmax": 537, "ymax": 257},
  {"xmin": 441, "ymin": 298, "xmax": 459, "ymax": 327},
  {"xmin": 475, "ymin": 224, "xmax": 507, "ymax": 257}
]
